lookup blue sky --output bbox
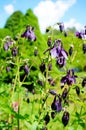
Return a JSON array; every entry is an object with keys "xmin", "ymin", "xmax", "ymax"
[{"xmin": 0, "ymin": 0, "xmax": 86, "ymax": 32}]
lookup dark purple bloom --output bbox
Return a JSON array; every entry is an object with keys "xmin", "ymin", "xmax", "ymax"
[
  {"xmin": 82, "ymin": 44, "xmax": 86, "ymax": 54},
  {"xmin": 61, "ymin": 69, "xmax": 77, "ymax": 86},
  {"xmin": 21, "ymin": 25, "xmax": 36, "ymax": 41},
  {"xmin": 56, "ymin": 55, "xmax": 66, "ymax": 67},
  {"xmin": 59, "ymin": 23, "xmax": 64, "ymax": 32},
  {"xmin": 76, "ymin": 86, "xmax": 80, "ymax": 96},
  {"xmin": 69, "ymin": 46, "xmax": 73, "ymax": 56},
  {"xmin": 82, "ymin": 78, "xmax": 86, "ymax": 87},
  {"xmin": 51, "ymin": 112, "xmax": 56, "ymax": 119},
  {"xmin": 24, "ymin": 65, "xmax": 29, "ymax": 75},
  {"xmin": 40, "ymin": 62, "xmax": 46, "ymax": 73},
  {"xmin": 62, "ymin": 88, "xmax": 68, "ymax": 99},
  {"xmin": 75, "ymin": 31, "xmax": 85, "ymax": 39},
  {"xmin": 44, "ymin": 113, "xmax": 50, "ymax": 125},
  {"xmin": 51, "ymin": 96, "xmax": 62, "ymax": 112},
  {"xmin": 50, "ymin": 39, "xmax": 68, "ymax": 67},
  {"xmin": 62, "ymin": 111, "xmax": 70, "ymax": 126},
  {"xmin": 12, "ymin": 47, "xmax": 18, "ymax": 56}
]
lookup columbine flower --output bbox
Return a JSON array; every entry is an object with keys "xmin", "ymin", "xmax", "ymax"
[
  {"xmin": 51, "ymin": 96, "xmax": 62, "ymax": 112},
  {"xmin": 21, "ymin": 25, "xmax": 36, "ymax": 41},
  {"xmin": 75, "ymin": 31, "xmax": 85, "ymax": 39},
  {"xmin": 61, "ymin": 69, "xmax": 77, "ymax": 86},
  {"xmin": 50, "ymin": 39, "xmax": 68, "ymax": 67}
]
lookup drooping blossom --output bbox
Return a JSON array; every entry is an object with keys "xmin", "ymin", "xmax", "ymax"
[
  {"xmin": 50, "ymin": 39, "xmax": 68, "ymax": 67},
  {"xmin": 51, "ymin": 96, "xmax": 62, "ymax": 112},
  {"xmin": 75, "ymin": 31, "xmax": 85, "ymax": 39},
  {"xmin": 4, "ymin": 39, "xmax": 14, "ymax": 51},
  {"xmin": 21, "ymin": 25, "xmax": 36, "ymax": 41},
  {"xmin": 61, "ymin": 69, "xmax": 77, "ymax": 86}
]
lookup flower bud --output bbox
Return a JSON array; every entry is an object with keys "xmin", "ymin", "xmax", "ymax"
[
  {"xmin": 76, "ymin": 86, "xmax": 80, "ymax": 96},
  {"xmin": 62, "ymin": 111, "xmax": 69, "ymax": 126}
]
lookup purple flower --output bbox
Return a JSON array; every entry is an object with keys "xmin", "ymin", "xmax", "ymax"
[
  {"xmin": 21, "ymin": 25, "xmax": 36, "ymax": 41},
  {"xmin": 51, "ymin": 96, "xmax": 62, "ymax": 112},
  {"xmin": 75, "ymin": 31, "xmax": 85, "ymax": 39},
  {"xmin": 61, "ymin": 69, "xmax": 77, "ymax": 86}
]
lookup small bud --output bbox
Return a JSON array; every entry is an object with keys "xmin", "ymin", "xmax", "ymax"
[
  {"xmin": 76, "ymin": 86, "xmax": 80, "ymax": 95},
  {"xmin": 44, "ymin": 113, "xmax": 50, "ymax": 125},
  {"xmin": 6, "ymin": 66, "xmax": 10, "ymax": 72},
  {"xmin": 82, "ymin": 78, "xmax": 86, "ymax": 87},
  {"xmin": 48, "ymin": 63, "xmax": 52, "ymax": 71},
  {"xmin": 24, "ymin": 65, "xmax": 29, "ymax": 75},
  {"xmin": 12, "ymin": 47, "xmax": 18, "ymax": 56},
  {"xmin": 34, "ymin": 49, "xmax": 38, "ymax": 56},
  {"xmin": 51, "ymin": 112, "xmax": 56, "ymax": 119},
  {"xmin": 47, "ymin": 37, "xmax": 52, "ymax": 46},
  {"xmin": 49, "ymin": 90, "xmax": 57, "ymax": 96},
  {"xmin": 40, "ymin": 62, "xmax": 46, "ymax": 73},
  {"xmin": 62, "ymin": 111, "xmax": 69, "ymax": 126},
  {"xmin": 62, "ymin": 88, "xmax": 68, "ymax": 99}
]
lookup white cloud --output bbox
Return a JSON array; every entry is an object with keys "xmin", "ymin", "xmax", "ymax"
[
  {"xmin": 34, "ymin": 0, "xmax": 76, "ymax": 33},
  {"xmin": 4, "ymin": 4, "xmax": 14, "ymax": 15},
  {"xmin": 64, "ymin": 18, "xmax": 83, "ymax": 31}
]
